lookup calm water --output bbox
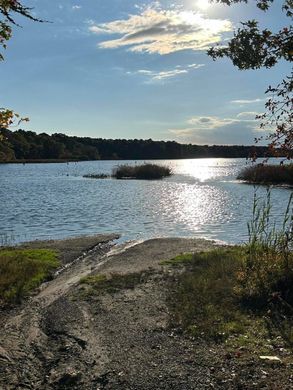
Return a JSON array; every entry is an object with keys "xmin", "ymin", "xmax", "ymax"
[{"xmin": 0, "ymin": 159, "xmax": 292, "ymax": 245}]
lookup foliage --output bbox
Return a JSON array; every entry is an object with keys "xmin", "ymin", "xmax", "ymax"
[
  {"xmin": 0, "ymin": 108, "xmax": 29, "ymax": 130},
  {"xmin": 237, "ymin": 163, "xmax": 293, "ymax": 185},
  {"xmin": 112, "ymin": 163, "xmax": 172, "ymax": 179},
  {"xmin": 239, "ymin": 189, "xmax": 293, "ymax": 306},
  {"xmin": 209, "ymin": 0, "xmax": 293, "ymax": 158},
  {"xmin": 0, "ymin": 0, "xmax": 42, "ymax": 61},
  {"xmin": 0, "ymin": 129, "xmax": 285, "ymax": 161},
  {"xmin": 0, "ymin": 248, "xmax": 59, "ymax": 304},
  {"xmin": 0, "ymin": 1, "xmax": 43, "ymax": 128}
]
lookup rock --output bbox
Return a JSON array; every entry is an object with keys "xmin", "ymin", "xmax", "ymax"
[{"xmin": 259, "ymin": 356, "xmax": 282, "ymax": 363}]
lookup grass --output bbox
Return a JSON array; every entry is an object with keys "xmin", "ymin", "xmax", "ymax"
[
  {"xmin": 165, "ymin": 247, "xmax": 249, "ymax": 341},
  {"xmin": 112, "ymin": 163, "xmax": 172, "ymax": 180},
  {"xmin": 161, "ymin": 253, "xmax": 194, "ymax": 265},
  {"xmin": 80, "ymin": 271, "xmax": 150, "ymax": 296},
  {"xmin": 237, "ymin": 163, "xmax": 293, "ymax": 185},
  {"xmin": 83, "ymin": 173, "xmax": 109, "ymax": 179},
  {"xmin": 164, "ymin": 190, "xmax": 293, "ymax": 346},
  {"xmin": 0, "ymin": 249, "xmax": 59, "ymax": 304},
  {"xmin": 242, "ymin": 190, "xmax": 293, "ymax": 307}
]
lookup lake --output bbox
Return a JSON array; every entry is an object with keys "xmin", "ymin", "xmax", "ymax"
[{"xmin": 0, "ymin": 158, "xmax": 292, "ymax": 245}]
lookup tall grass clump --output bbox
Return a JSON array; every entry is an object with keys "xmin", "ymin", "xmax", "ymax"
[
  {"xmin": 0, "ymin": 249, "xmax": 59, "ymax": 304},
  {"xmin": 239, "ymin": 189, "xmax": 293, "ymax": 307},
  {"xmin": 238, "ymin": 163, "xmax": 293, "ymax": 185},
  {"xmin": 112, "ymin": 163, "xmax": 172, "ymax": 180}
]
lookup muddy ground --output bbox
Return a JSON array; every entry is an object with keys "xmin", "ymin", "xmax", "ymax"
[{"xmin": 0, "ymin": 236, "xmax": 292, "ymax": 389}]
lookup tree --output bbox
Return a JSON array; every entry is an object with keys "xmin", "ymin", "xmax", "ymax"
[
  {"xmin": 0, "ymin": 1, "xmax": 42, "ymax": 129},
  {"xmin": 208, "ymin": 0, "xmax": 293, "ymax": 158}
]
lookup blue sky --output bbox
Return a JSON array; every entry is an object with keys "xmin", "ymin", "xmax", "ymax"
[{"xmin": 0, "ymin": 0, "xmax": 291, "ymax": 145}]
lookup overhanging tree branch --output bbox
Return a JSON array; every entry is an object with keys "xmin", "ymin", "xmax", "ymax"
[{"xmin": 208, "ymin": 0, "xmax": 293, "ymax": 158}]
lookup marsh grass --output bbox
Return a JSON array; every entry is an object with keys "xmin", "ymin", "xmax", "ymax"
[
  {"xmin": 241, "ymin": 190, "xmax": 293, "ymax": 307},
  {"xmin": 165, "ymin": 190, "xmax": 293, "ymax": 345},
  {"xmin": 112, "ymin": 163, "xmax": 172, "ymax": 180},
  {"xmin": 238, "ymin": 164, "xmax": 293, "ymax": 185},
  {"xmin": 0, "ymin": 233, "xmax": 15, "ymax": 247},
  {"xmin": 0, "ymin": 249, "xmax": 59, "ymax": 304},
  {"xmin": 83, "ymin": 173, "xmax": 109, "ymax": 179}
]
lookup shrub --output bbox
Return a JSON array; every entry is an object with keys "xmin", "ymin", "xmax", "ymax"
[
  {"xmin": 0, "ymin": 249, "xmax": 59, "ymax": 304},
  {"xmin": 112, "ymin": 163, "xmax": 172, "ymax": 180},
  {"xmin": 238, "ymin": 164, "xmax": 293, "ymax": 185}
]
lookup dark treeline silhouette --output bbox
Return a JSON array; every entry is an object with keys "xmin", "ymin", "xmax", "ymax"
[{"xmin": 0, "ymin": 128, "xmax": 278, "ymax": 162}]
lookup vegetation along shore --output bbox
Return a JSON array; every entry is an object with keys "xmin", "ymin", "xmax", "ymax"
[
  {"xmin": 84, "ymin": 164, "xmax": 172, "ymax": 180},
  {"xmin": 0, "ymin": 128, "xmax": 284, "ymax": 162},
  {"xmin": 238, "ymin": 163, "xmax": 293, "ymax": 186}
]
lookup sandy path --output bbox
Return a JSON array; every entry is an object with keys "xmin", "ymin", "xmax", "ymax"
[{"xmin": 0, "ymin": 237, "xmax": 217, "ymax": 388}]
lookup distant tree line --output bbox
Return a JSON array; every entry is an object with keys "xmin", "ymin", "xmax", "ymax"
[{"xmin": 0, "ymin": 128, "xmax": 280, "ymax": 162}]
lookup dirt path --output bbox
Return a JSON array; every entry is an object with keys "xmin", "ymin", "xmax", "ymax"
[{"xmin": 0, "ymin": 237, "xmax": 292, "ymax": 389}]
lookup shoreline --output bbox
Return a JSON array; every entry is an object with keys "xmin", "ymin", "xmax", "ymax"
[
  {"xmin": 0, "ymin": 156, "xmax": 282, "ymax": 164},
  {"xmin": 0, "ymin": 235, "xmax": 292, "ymax": 389}
]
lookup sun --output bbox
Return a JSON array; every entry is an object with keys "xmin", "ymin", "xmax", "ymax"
[{"xmin": 196, "ymin": 0, "xmax": 211, "ymax": 11}]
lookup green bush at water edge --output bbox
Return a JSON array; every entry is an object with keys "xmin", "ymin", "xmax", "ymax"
[{"xmin": 0, "ymin": 249, "xmax": 59, "ymax": 304}]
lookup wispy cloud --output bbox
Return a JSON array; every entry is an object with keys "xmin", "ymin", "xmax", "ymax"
[
  {"xmin": 236, "ymin": 111, "xmax": 261, "ymax": 119},
  {"xmin": 230, "ymin": 98, "xmax": 264, "ymax": 104},
  {"xmin": 89, "ymin": 4, "xmax": 232, "ymax": 55},
  {"xmin": 72, "ymin": 5, "xmax": 82, "ymax": 11},
  {"xmin": 127, "ymin": 63, "xmax": 204, "ymax": 82}
]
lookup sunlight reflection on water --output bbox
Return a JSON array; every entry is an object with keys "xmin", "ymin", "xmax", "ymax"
[{"xmin": 0, "ymin": 158, "xmax": 292, "ymax": 245}]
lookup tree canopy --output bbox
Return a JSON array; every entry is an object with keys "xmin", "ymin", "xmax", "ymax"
[
  {"xmin": 0, "ymin": 128, "xmax": 280, "ymax": 162},
  {"xmin": 208, "ymin": 0, "xmax": 293, "ymax": 158}
]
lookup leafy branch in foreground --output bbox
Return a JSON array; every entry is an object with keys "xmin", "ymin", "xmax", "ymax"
[
  {"xmin": 208, "ymin": 0, "xmax": 293, "ymax": 158},
  {"xmin": 0, "ymin": 108, "xmax": 29, "ymax": 130},
  {"xmin": 0, "ymin": 1, "xmax": 43, "ymax": 128},
  {"xmin": 0, "ymin": 0, "xmax": 43, "ymax": 61}
]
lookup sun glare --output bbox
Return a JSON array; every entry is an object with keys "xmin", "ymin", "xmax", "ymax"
[{"xmin": 196, "ymin": 0, "xmax": 211, "ymax": 11}]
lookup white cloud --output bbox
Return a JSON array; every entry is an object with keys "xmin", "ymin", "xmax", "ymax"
[
  {"xmin": 230, "ymin": 98, "xmax": 263, "ymax": 104},
  {"xmin": 236, "ymin": 111, "xmax": 261, "ymax": 119},
  {"xmin": 187, "ymin": 115, "xmax": 239, "ymax": 129},
  {"xmin": 72, "ymin": 5, "xmax": 82, "ymax": 10},
  {"xmin": 169, "ymin": 114, "xmax": 265, "ymax": 145},
  {"xmin": 89, "ymin": 5, "xmax": 233, "ymax": 55},
  {"xmin": 128, "ymin": 63, "xmax": 204, "ymax": 82}
]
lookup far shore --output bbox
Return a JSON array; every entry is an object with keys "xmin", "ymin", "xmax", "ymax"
[{"xmin": 0, "ymin": 156, "xmax": 287, "ymax": 164}]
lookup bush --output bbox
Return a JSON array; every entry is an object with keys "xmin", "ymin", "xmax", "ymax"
[
  {"xmin": 238, "ymin": 164, "xmax": 293, "ymax": 185},
  {"xmin": 112, "ymin": 163, "xmax": 172, "ymax": 180},
  {"xmin": 0, "ymin": 249, "xmax": 59, "ymax": 304}
]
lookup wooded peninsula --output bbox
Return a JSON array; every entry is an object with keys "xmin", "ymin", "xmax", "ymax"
[{"xmin": 0, "ymin": 128, "xmax": 279, "ymax": 162}]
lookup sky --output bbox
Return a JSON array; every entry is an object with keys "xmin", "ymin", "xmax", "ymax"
[{"xmin": 0, "ymin": 0, "xmax": 291, "ymax": 145}]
